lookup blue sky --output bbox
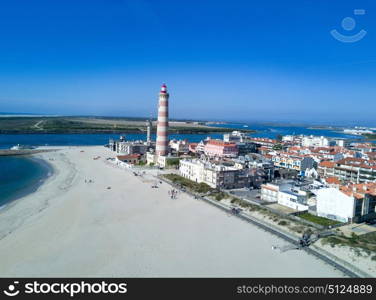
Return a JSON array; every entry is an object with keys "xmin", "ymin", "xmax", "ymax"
[{"xmin": 0, "ymin": 0, "xmax": 375, "ymax": 125}]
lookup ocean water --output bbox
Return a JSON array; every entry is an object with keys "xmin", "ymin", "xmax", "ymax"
[{"xmin": 0, "ymin": 156, "xmax": 52, "ymax": 208}]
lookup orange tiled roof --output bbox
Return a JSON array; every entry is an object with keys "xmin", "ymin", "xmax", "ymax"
[
  {"xmin": 336, "ymin": 157, "xmax": 376, "ymax": 169},
  {"xmin": 340, "ymin": 183, "xmax": 376, "ymax": 198},
  {"xmin": 319, "ymin": 161, "xmax": 335, "ymax": 168},
  {"xmin": 206, "ymin": 140, "xmax": 237, "ymax": 147},
  {"xmin": 326, "ymin": 177, "xmax": 340, "ymax": 185}
]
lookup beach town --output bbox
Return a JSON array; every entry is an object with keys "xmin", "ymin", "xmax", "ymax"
[{"xmin": 0, "ymin": 84, "xmax": 375, "ymax": 277}]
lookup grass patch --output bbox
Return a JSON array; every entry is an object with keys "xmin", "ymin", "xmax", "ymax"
[
  {"xmin": 166, "ymin": 158, "xmax": 180, "ymax": 167},
  {"xmin": 211, "ymin": 191, "xmax": 228, "ymax": 201},
  {"xmin": 321, "ymin": 232, "xmax": 376, "ymax": 253},
  {"xmin": 163, "ymin": 174, "xmax": 213, "ymax": 194},
  {"xmin": 289, "ymin": 225, "xmax": 306, "ymax": 234},
  {"xmin": 321, "ymin": 236, "xmax": 343, "ymax": 248},
  {"xmin": 278, "ymin": 220, "xmax": 289, "ymax": 226},
  {"xmin": 298, "ymin": 213, "xmax": 341, "ymax": 227},
  {"xmin": 230, "ymin": 197, "xmax": 262, "ymax": 211}
]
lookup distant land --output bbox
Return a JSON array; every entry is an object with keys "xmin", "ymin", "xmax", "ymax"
[
  {"xmin": 0, "ymin": 116, "xmax": 254, "ymax": 134},
  {"xmin": 364, "ymin": 134, "xmax": 376, "ymax": 141}
]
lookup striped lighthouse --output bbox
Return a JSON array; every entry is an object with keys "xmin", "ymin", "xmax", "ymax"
[{"xmin": 155, "ymin": 83, "xmax": 169, "ymax": 156}]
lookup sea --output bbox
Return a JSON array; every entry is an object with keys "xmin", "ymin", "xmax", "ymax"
[
  {"xmin": 0, "ymin": 156, "xmax": 52, "ymax": 208},
  {"xmin": 0, "ymin": 123, "xmax": 371, "ymax": 208}
]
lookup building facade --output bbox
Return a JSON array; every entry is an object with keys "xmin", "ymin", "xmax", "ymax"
[{"xmin": 204, "ymin": 140, "xmax": 238, "ymax": 158}]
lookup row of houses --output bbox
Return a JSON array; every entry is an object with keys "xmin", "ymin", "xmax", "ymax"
[
  {"xmin": 318, "ymin": 158, "xmax": 376, "ymax": 184},
  {"xmin": 282, "ymin": 135, "xmax": 349, "ymax": 148},
  {"xmin": 261, "ymin": 180, "xmax": 376, "ymax": 224}
]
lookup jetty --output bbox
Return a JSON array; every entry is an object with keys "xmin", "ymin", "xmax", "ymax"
[{"xmin": 0, "ymin": 149, "xmax": 56, "ymax": 156}]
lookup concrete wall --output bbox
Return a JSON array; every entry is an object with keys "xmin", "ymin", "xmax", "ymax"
[{"xmin": 316, "ymin": 188, "xmax": 354, "ymax": 223}]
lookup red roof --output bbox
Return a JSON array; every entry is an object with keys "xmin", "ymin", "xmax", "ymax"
[
  {"xmin": 319, "ymin": 161, "xmax": 335, "ymax": 168},
  {"xmin": 206, "ymin": 140, "xmax": 237, "ymax": 147},
  {"xmin": 326, "ymin": 177, "xmax": 340, "ymax": 185},
  {"xmin": 340, "ymin": 183, "xmax": 376, "ymax": 198}
]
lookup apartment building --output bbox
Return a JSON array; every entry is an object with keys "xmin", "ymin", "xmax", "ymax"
[
  {"xmin": 204, "ymin": 139, "xmax": 238, "ymax": 158},
  {"xmin": 261, "ymin": 181, "xmax": 309, "ymax": 210},
  {"xmin": 316, "ymin": 183, "xmax": 376, "ymax": 223},
  {"xmin": 179, "ymin": 159, "xmax": 250, "ymax": 189}
]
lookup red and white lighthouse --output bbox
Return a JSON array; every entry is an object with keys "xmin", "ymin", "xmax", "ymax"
[{"xmin": 156, "ymin": 83, "xmax": 169, "ymax": 156}]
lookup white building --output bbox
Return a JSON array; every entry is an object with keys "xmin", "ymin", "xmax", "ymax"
[
  {"xmin": 195, "ymin": 140, "xmax": 206, "ymax": 153},
  {"xmin": 223, "ymin": 131, "xmax": 246, "ymax": 143},
  {"xmin": 179, "ymin": 159, "xmax": 205, "ymax": 183},
  {"xmin": 169, "ymin": 139, "xmax": 189, "ymax": 153},
  {"xmin": 302, "ymin": 136, "xmax": 330, "ymax": 147},
  {"xmin": 278, "ymin": 186, "xmax": 309, "ymax": 211},
  {"xmin": 261, "ymin": 182, "xmax": 309, "ymax": 211},
  {"xmin": 316, "ymin": 188, "xmax": 354, "ymax": 223},
  {"xmin": 260, "ymin": 183, "xmax": 279, "ymax": 202},
  {"xmin": 116, "ymin": 141, "xmax": 149, "ymax": 155},
  {"xmin": 179, "ymin": 159, "xmax": 240, "ymax": 189},
  {"xmin": 333, "ymin": 139, "xmax": 350, "ymax": 148}
]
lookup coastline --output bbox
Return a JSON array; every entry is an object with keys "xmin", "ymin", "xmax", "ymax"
[
  {"xmin": 0, "ymin": 146, "xmax": 366, "ymax": 277},
  {"xmin": 0, "ymin": 155, "xmax": 54, "ymax": 210},
  {"xmin": 0, "ymin": 148, "xmax": 76, "ymax": 241}
]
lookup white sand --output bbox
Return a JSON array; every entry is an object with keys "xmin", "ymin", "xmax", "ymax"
[{"xmin": 0, "ymin": 146, "xmax": 344, "ymax": 277}]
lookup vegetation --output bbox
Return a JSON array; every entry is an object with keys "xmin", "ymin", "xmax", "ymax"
[
  {"xmin": 163, "ymin": 174, "xmax": 213, "ymax": 194},
  {"xmin": 211, "ymin": 191, "xmax": 228, "ymax": 201},
  {"xmin": 230, "ymin": 197, "xmax": 265, "ymax": 212},
  {"xmin": 0, "ymin": 116, "xmax": 255, "ymax": 134},
  {"xmin": 363, "ymin": 134, "xmax": 376, "ymax": 141},
  {"xmin": 298, "ymin": 212, "xmax": 341, "ymax": 227},
  {"xmin": 321, "ymin": 232, "xmax": 376, "ymax": 254},
  {"xmin": 278, "ymin": 220, "xmax": 288, "ymax": 226},
  {"xmin": 272, "ymin": 143, "xmax": 283, "ymax": 150},
  {"xmin": 166, "ymin": 158, "xmax": 180, "ymax": 167}
]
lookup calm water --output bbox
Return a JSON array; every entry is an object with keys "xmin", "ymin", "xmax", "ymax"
[{"xmin": 0, "ymin": 156, "xmax": 52, "ymax": 207}]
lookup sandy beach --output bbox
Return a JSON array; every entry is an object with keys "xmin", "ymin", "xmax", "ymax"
[{"xmin": 0, "ymin": 146, "xmax": 345, "ymax": 277}]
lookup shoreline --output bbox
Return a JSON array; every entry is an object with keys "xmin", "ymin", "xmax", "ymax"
[
  {"xmin": 0, "ymin": 155, "xmax": 54, "ymax": 210},
  {"xmin": 0, "ymin": 146, "xmax": 359, "ymax": 277},
  {"xmin": 0, "ymin": 149, "xmax": 77, "ymax": 241}
]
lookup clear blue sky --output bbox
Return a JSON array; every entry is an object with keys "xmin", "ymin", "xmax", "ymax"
[{"xmin": 0, "ymin": 0, "xmax": 375, "ymax": 125}]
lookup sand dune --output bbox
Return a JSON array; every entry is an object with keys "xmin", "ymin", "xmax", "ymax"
[{"xmin": 0, "ymin": 146, "xmax": 344, "ymax": 277}]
